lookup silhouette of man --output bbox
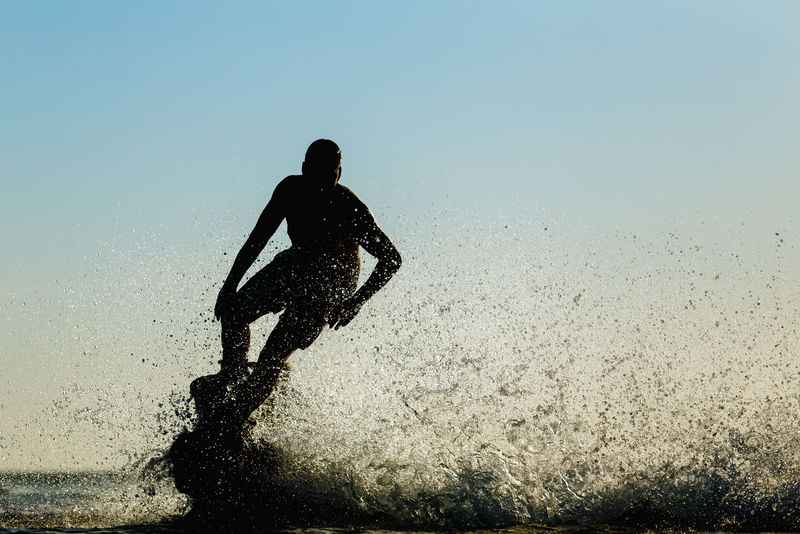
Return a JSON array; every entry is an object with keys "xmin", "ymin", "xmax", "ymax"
[{"xmin": 209, "ymin": 139, "xmax": 402, "ymax": 427}]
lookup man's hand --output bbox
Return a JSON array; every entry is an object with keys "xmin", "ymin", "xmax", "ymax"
[
  {"xmin": 328, "ymin": 298, "xmax": 363, "ymax": 330},
  {"xmin": 214, "ymin": 284, "xmax": 236, "ymax": 320}
]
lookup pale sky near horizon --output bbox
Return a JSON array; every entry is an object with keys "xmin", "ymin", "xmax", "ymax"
[{"xmin": 1, "ymin": 1, "xmax": 799, "ymax": 470}]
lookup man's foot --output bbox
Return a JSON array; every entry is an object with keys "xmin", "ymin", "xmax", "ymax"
[
  {"xmin": 190, "ymin": 364, "xmax": 252, "ymax": 426},
  {"xmin": 218, "ymin": 361, "xmax": 252, "ymax": 382}
]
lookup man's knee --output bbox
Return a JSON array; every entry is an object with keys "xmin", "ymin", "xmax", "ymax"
[
  {"xmin": 283, "ymin": 313, "xmax": 326, "ymax": 350},
  {"xmin": 224, "ymin": 290, "xmax": 285, "ymax": 326},
  {"xmin": 220, "ymin": 306, "xmax": 247, "ymax": 325}
]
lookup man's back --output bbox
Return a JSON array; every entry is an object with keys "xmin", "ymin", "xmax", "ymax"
[
  {"xmin": 275, "ymin": 175, "xmax": 370, "ymax": 259},
  {"xmin": 211, "ymin": 138, "xmax": 401, "ymax": 404}
]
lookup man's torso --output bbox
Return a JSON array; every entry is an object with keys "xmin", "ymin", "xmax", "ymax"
[{"xmin": 276, "ymin": 175, "xmax": 370, "ymax": 274}]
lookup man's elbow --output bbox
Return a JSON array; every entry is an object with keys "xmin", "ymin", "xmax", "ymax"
[{"xmin": 386, "ymin": 248, "xmax": 402, "ymax": 273}]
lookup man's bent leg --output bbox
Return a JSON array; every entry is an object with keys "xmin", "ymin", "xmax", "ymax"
[
  {"xmin": 192, "ymin": 314, "xmax": 253, "ymax": 428},
  {"xmin": 220, "ymin": 316, "xmax": 250, "ymax": 373},
  {"xmin": 233, "ymin": 311, "xmax": 326, "ymax": 421},
  {"xmin": 218, "ymin": 257, "xmax": 291, "ymax": 374}
]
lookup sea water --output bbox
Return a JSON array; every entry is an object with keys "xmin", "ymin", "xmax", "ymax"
[
  {"xmin": 2, "ymin": 212, "xmax": 799, "ymax": 532},
  {"xmin": 0, "ymin": 471, "xmax": 183, "ymax": 530}
]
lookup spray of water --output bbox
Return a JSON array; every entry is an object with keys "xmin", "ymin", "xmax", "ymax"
[
  {"xmin": 166, "ymin": 212, "xmax": 800, "ymax": 529},
  {"xmin": 5, "ymin": 206, "xmax": 799, "ymax": 530}
]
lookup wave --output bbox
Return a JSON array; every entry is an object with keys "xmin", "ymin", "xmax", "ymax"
[
  {"xmin": 160, "ymin": 385, "xmax": 800, "ymax": 531},
  {"xmin": 154, "ymin": 434, "xmax": 800, "ymax": 532}
]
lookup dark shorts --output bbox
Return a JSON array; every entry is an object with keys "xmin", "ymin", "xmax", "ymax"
[{"xmin": 230, "ymin": 248, "xmax": 359, "ymax": 347}]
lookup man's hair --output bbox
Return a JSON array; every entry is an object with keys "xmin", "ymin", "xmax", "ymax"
[{"xmin": 304, "ymin": 139, "xmax": 341, "ymax": 169}]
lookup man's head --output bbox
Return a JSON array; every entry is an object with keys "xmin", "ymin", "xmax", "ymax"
[{"xmin": 303, "ymin": 139, "xmax": 342, "ymax": 190}]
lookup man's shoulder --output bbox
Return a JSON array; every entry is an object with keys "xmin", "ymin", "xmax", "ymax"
[
  {"xmin": 273, "ymin": 175, "xmax": 304, "ymax": 198},
  {"xmin": 334, "ymin": 184, "xmax": 367, "ymax": 208},
  {"xmin": 277, "ymin": 175, "xmax": 303, "ymax": 189},
  {"xmin": 334, "ymin": 185, "xmax": 375, "ymax": 228}
]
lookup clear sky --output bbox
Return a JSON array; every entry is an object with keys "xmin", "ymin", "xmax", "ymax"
[{"xmin": 1, "ymin": 1, "xmax": 799, "ymax": 470}]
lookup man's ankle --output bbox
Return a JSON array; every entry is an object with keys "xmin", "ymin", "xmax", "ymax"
[{"xmin": 218, "ymin": 360, "xmax": 248, "ymax": 380}]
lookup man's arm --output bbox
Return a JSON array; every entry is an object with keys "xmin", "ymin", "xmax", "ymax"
[
  {"xmin": 328, "ymin": 209, "xmax": 402, "ymax": 329},
  {"xmin": 214, "ymin": 182, "xmax": 287, "ymax": 320}
]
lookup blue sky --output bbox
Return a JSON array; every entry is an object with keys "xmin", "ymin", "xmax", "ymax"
[
  {"xmin": 1, "ymin": 1, "xmax": 799, "ymax": 470},
  {"xmin": 4, "ymin": 1, "xmax": 797, "ymax": 261}
]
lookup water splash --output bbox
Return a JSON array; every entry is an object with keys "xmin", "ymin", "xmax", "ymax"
[
  {"xmin": 160, "ymin": 214, "xmax": 800, "ymax": 530},
  {"xmin": 6, "ymin": 208, "xmax": 799, "ymax": 530}
]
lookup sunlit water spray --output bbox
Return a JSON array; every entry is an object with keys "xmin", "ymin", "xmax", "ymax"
[
  {"xmin": 232, "ymin": 215, "xmax": 800, "ymax": 529},
  {"xmin": 3, "ymin": 206, "xmax": 799, "ymax": 529}
]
